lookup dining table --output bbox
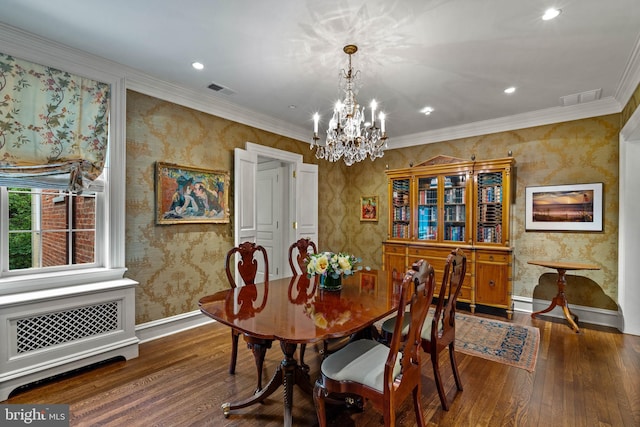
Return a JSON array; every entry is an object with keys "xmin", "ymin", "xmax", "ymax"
[{"xmin": 198, "ymin": 269, "xmax": 402, "ymax": 427}]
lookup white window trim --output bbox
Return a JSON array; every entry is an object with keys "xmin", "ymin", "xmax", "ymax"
[{"xmin": 0, "ymin": 24, "xmax": 128, "ymax": 296}]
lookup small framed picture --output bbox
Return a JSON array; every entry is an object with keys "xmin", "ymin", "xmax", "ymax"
[
  {"xmin": 360, "ymin": 195, "xmax": 378, "ymax": 222},
  {"xmin": 155, "ymin": 162, "xmax": 230, "ymax": 224},
  {"xmin": 360, "ymin": 271, "xmax": 378, "ymax": 295}
]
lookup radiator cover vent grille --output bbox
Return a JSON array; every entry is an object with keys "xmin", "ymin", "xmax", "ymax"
[{"xmin": 16, "ymin": 301, "xmax": 119, "ymax": 353}]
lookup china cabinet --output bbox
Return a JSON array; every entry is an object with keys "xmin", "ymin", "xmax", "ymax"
[{"xmin": 384, "ymin": 155, "xmax": 515, "ymax": 317}]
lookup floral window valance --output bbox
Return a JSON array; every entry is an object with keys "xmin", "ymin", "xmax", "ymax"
[{"xmin": 0, "ymin": 52, "xmax": 110, "ymax": 192}]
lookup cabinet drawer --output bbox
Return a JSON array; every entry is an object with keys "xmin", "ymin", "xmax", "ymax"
[
  {"xmin": 408, "ymin": 246, "xmax": 449, "ymax": 259},
  {"xmin": 384, "ymin": 244, "xmax": 406, "ymax": 255},
  {"xmin": 458, "ymin": 286, "xmax": 472, "ymax": 301},
  {"xmin": 476, "ymin": 252, "xmax": 509, "ymax": 263}
]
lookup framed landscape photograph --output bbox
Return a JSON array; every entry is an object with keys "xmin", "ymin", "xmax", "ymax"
[
  {"xmin": 155, "ymin": 162, "xmax": 230, "ymax": 225},
  {"xmin": 525, "ymin": 183, "xmax": 603, "ymax": 231},
  {"xmin": 360, "ymin": 195, "xmax": 378, "ymax": 221}
]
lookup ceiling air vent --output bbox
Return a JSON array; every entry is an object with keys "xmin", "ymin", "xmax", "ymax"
[
  {"xmin": 207, "ymin": 82, "xmax": 235, "ymax": 95},
  {"xmin": 560, "ymin": 88, "xmax": 602, "ymax": 106}
]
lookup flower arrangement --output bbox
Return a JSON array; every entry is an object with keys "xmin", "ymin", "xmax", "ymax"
[{"xmin": 305, "ymin": 251, "xmax": 361, "ymax": 279}]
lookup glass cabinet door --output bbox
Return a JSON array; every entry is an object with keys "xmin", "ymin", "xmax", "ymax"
[
  {"xmin": 443, "ymin": 174, "xmax": 467, "ymax": 242},
  {"xmin": 390, "ymin": 177, "xmax": 411, "ymax": 239},
  {"xmin": 416, "ymin": 176, "xmax": 438, "ymax": 241},
  {"xmin": 476, "ymin": 171, "xmax": 504, "ymax": 243}
]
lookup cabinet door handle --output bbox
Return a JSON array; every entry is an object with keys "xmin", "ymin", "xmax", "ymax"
[
  {"xmin": 488, "ymin": 255, "xmax": 494, "ymax": 261},
  {"xmin": 489, "ymin": 280, "xmax": 495, "ymax": 287}
]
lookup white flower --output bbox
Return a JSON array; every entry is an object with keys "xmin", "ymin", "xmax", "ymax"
[{"xmin": 305, "ymin": 250, "xmax": 360, "ymax": 277}]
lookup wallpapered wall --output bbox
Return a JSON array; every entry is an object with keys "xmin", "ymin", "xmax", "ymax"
[
  {"xmin": 125, "ymin": 91, "xmax": 315, "ymax": 323},
  {"xmin": 126, "ymin": 90, "xmax": 620, "ymax": 324},
  {"xmin": 337, "ymin": 115, "xmax": 620, "ymax": 310}
]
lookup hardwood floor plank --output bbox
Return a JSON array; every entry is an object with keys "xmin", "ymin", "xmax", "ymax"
[{"xmin": 3, "ymin": 312, "xmax": 639, "ymax": 426}]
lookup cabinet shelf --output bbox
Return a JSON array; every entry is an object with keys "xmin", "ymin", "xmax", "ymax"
[{"xmin": 384, "ymin": 155, "xmax": 515, "ymax": 318}]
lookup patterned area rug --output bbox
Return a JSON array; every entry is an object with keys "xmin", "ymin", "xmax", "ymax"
[
  {"xmin": 376, "ymin": 310, "xmax": 540, "ymax": 372},
  {"xmin": 454, "ymin": 312, "xmax": 539, "ymax": 372}
]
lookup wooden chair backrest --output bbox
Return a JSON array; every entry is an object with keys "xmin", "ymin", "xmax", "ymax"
[
  {"xmin": 385, "ymin": 259, "xmax": 435, "ymax": 394},
  {"xmin": 224, "ymin": 241, "xmax": 269, "ymax": 288},
  {"xmin": 431, "ymin": 248, "xmax": 467, "ymax": 342},
  {"xmin": 288, "ymin": 238, "xmax": 317, "ymax": 275}
]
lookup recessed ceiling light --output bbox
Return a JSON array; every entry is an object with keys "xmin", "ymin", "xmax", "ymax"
[
  {"xmin": 191, "ymin": 62, "xmax": 204, "ymax": 70},
  {"xmin": 542, "ymin": 8, "xmax": 561, "ymax": 20},
  {"xmin": 288, "ymin": 105, "xmax": 297, "ymax": 109},
  {"xmin": 504, "ymin": 87, "xmax": 516, "ymax": 94},
  {"xmin": 421, "ymin": 106, "xmax": 434, "ymax": 115}
]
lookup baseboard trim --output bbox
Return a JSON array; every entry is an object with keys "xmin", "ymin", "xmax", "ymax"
[
  {"xmin": 512, "ymin": 295, "xmax": 622, "ymax": 331},
  {"xmin": 135, "ymin": 296, "xmax": 624, "ymax": 344},
  {"xmin": 135, "ymin": 310, "xmax": 214, "ymax": 344}
]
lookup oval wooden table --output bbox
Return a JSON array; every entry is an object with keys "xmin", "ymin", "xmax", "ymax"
[
  {"xmin": 198, "ymin": 270, "xmax": 401, "ymax": 427},
  {"xmin": 528, "ymin": 260, "xmax": 600, "ymax": 333}
]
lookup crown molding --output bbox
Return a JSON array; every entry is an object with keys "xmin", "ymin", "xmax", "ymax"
[
  {"xmin": 388, "ymin": 97, "xmax": 622, "ymax": 149},
  {"xmin": 1, "ymin": 22, "xmax": 635, "ymax": 151},
  {"xmin": 0, "ymin": 23, "xmax": 124, "ymax": 83},
  {"xmin": 616, "ymin": 32, "xmax": 640, "ymax": 107},
  {"xmin": 125, "ymin": 69, "xmax": 311, "ymax": 143}
]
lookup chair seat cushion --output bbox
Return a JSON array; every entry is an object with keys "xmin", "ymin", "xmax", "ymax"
[
  {"xmin": 381, "ymin": 312, "xmax": 438, "ymax": 340},
  {"xmin": 321, "ymin": 339, "xmax": 401, "ymax": 392}
]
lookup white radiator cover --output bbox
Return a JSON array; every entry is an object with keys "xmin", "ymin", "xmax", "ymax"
[{"xmin": 0, "ymin": 279, "xmax": 139, "ymax": 401}]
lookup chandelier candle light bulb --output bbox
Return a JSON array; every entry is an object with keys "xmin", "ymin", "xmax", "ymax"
[{"xmin": 311, "ymin": 44, "xmax": 388, "ymax": 166}]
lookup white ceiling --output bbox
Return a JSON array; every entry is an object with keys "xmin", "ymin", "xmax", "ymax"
[{"xmin": 1, "ymin": 0, "xmax": 639, "ymax": 148}]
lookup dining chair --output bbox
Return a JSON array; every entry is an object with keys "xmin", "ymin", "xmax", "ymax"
[
  {"xmin": 288, "ymin": 237, "xmax": 317, "ymax": 275},
  {"xmin": 287, "ymin": 237, "xmax": 350, "ymax": 364},
  {"xmin": 313, "ymin": 259, "xmax": 435, "ymax": 427},
  {"xmin": 225, "ymin": 241, "xmax": 273, "ymax": 392},
  {"xmin": 379, "ymin": 248, "xmax": 468, "ymax": 410}
]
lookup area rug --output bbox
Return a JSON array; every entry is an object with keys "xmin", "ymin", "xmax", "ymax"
[
  {"xmin": 454, "ymin": 312, "xmax": 539, "ymax": 372},
  {"xmin": 376, "ymin": 310, "xmax": 540, "ymax": 372}
]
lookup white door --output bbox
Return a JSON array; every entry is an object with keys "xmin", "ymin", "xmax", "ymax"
[
  {"xmin": 233, "ymin": 147, "xmax": 266, "ymax": 284},
  {"xmin": 293, "ymin": 162, "xmax": 318, "ymax": 244},
  {"xmin": 257, "ymin": 166, "xmax": 284, "ymax": 279},
  {"xmin": 235, "ymin": 143, "xmax": 318, "ymax": 283}
]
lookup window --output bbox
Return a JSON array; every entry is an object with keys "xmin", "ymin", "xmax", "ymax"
[
  {"xmin": 0, "ymin": 29, "xmax": 127, "ymax": 294},
  {"xmin": 6, "ymin": 187, "xmax": 98, "ymax": 272}
]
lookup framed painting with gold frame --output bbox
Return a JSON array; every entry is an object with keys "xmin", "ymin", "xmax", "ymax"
[
  {"xmin": 155, "ymin": 162, "xmax": 230, "ymax": 224},
  {"xmin": 360, "ymin": 195, "xmax": 378, "ymax": 221}
]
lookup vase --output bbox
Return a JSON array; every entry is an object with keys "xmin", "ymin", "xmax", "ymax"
[{"xmin": 320, "ymin": 274, "xmax": 342, "ymax": 291}]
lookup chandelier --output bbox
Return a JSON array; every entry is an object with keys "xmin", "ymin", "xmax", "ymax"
[{"xmin": 311, "ymin": 44, "xmax": 388, "ymax": 166}]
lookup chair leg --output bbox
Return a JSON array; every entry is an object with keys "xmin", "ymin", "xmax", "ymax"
[
  {"xmin": 413, "ymin": 384, "xmax": 426, "ymax": 427},
  {"xmin": 245, "ymin": 337, "xmax": 272, "ymax": 392},
  {"xmin": 449, "ymin": 343, "xmax": 463, "ymax": 391},
  {"xmin": 313, "ymin": 381, "xmax": 328, "ymax": 427},
  {"xmin": 229, "ymin": 329, "xmax": 240, "ymax": 374},
  {"xmin": 431, "ymin": 350, "xmax": 449, "ymax": 411},
  {"xmin": 382, "ymin": 402, "xmax": 396, "ymax": 427}
]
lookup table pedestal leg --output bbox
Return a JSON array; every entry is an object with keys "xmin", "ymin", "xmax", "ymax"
[
  {"xmin": 221, "ymin": 341, "xmax": 313, "ymax": 427},
  {"xmin": 531, "ymin": 268, "xmax": 580, "ymax": 333}
]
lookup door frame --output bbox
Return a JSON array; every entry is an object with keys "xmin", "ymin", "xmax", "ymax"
[{"xmin": 235, "ymin": 142, "xmax": 318, "ymax": 280}]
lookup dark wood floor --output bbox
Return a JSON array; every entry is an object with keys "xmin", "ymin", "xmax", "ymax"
[{"xmin": 4, "ymin": 311, "xmax": 640, "ymax": 426}]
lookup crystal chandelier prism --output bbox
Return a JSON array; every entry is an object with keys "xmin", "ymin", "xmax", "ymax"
[{"xmin": 311, "ymin": 45, "xmax": 388, "ymax": 166}]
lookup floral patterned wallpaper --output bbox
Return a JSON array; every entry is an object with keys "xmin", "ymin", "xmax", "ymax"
[{"xmin": 126, "ymin": 90, "xmax": 620, "ymax": 323}]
